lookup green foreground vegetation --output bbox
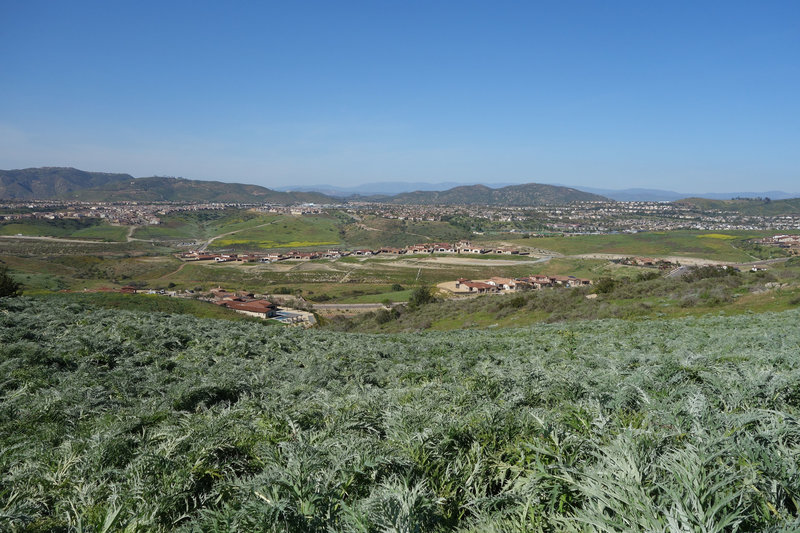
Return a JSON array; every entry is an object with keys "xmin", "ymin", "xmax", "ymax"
[{"xmin": 2, "ymin": 297, "xmax": 800, "ymax": 531}]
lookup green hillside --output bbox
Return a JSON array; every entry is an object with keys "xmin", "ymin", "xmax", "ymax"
[
  {"xmin": 387, "ymin": 183, "xmax": 607, "ymax": 205},
  {"xmin": 0, "ymin": 217, "xmax": 127, "ymax": 241},
  {"xmin": 0, "ymin": 167, "xmax": 335, "ymax": 204},
  {"xmin": 676, "ymin": 196, "xmax": 800, "ymax": 215},
  {"xmin": 72, "ymin": 176, "xmax": 335, "ymax": 204},
  {"xmin": 500, "ymin": 230, "xmax": 773, "ymax": 262},
  {"xmin": 2, "ymin": 297, "xmax": 800, "ymax": 531},
  {"xmin": 0, "ymin": 167, "xmax": 132, "ymax": 199}
]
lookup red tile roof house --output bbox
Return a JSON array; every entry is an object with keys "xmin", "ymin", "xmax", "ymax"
[
  {"xmin": 493, "ymin": 247, "xmax": 520, "ymax": 255},
  {"xmin": 454, "ymin": 277, "xmax": 471, "ymax": 290},
  {"xmin": 458, "ymin": 244, "xmax": 487, "ymax": 254},
  {"xmin": 180, "ymin": 252, "xmax": 217, "ymax": 261},
  {"xmin": 432, "ymin": 243, "xmax": 457, "ymax": 253},
  {"xmin": 519, "ymin": 275, "xmax": 553, "ymax": 288},
  {"xmin": 286, "ymin": 251, "xmax": 320, "ymax": 260},
  {"xmin": 461, "ymin": 281, "xmax": 500, "ymax": 294},
  {"xmin": 222, "ymin": 300, "xmax": 278, "ymax": 318},
  {"xmin": 549, "ymin": 275, "xmax": 592, "ymax": 287},
  {"xmin": 379, "ymin": 247, "xmax": 406, "ymax": 255},
  {"xmin": 407, "ymin": 244, "xmax": 433, "ymax": 254},
  {"xmin": 487, "ymin": 277, "xmax": 519, "ymax": 291}
]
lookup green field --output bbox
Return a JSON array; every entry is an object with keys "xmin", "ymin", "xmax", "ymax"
[
  {"xmin": 70, "ymin": 224, "xmax": 129, "ymax": 241},
  {"xmin": 132, "ymin": 209, "xmax": 273, "ymax": 241},
  {"xmin": 0, "ymin": 218, "xmax": 128, "ymax": 241},
  {"xmin": 210, "ymin": 215, "xmax": 341, "ymax": 249},
  {"xmin": 3, "ymin": 297, "xmax": 800, "ymax": 530},
  {"xmin": 498, "ymin": 230, "xmax": 774, "ymax": 262},
  {"xmin": 340, "ymin": 216, "xmax": 471, "ymax": 248}
]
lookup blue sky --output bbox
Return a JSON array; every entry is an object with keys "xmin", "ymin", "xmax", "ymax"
[{"xmin": 1, "ymin": 1, "xmax": 798, "ymax": 192}]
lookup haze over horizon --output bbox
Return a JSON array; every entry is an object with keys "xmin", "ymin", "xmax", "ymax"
[{"xmin": 1, "ymin": 1, "xmax": 798, "ymax": 193}]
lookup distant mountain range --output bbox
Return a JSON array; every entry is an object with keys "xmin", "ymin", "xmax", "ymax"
[
  {"xmin": 2, "ymin": 168, "xmax": 798, "ymax": 208},
  {"xmin": 0, "ymin": 168, "xmax": 606, "ymax": 205},
  {"xmin": 276, "ymin": 181, "xmax": 520, "ymax": 196},
  {"xmin": 279, "ymin": 181, "xmax": 799, "ymax": 202},
  {"xmin": 574, "ymin": 186, "xmax": 799, "ymax": 202}
]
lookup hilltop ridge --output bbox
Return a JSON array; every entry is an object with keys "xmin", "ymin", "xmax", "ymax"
[
  {"xmin": 0, "ymin": 167, "xmax": 608, "ymax": 205},
  {"xmin": 0, "ymin": 167, "xmax": 335, "ymax": 204}
]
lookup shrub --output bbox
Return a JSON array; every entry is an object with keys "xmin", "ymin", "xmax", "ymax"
[
  {"xmin": 407, "ymin": 285, "xmax": 435, "ymax": 309},
  {"xmin": 594, "ymin": 277, "xmax": 617, "ymax": 294},
  {"xmin": 0, "ymin": 265, "xmax": 23, "ymax": 297}
]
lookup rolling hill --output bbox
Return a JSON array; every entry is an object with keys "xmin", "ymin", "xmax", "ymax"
[
  {"xmin": 68, "ymin": 176, "xmax": 335, "ymax": 203},
  {"xmin": 676, "ymin": 197, "xmax": 800, "ymax": 215},
  {"xmin": 384, "ymin": 182, "xmax": 608, "ymax": 205},
  {"xmin": 0, "ymin": 168, "xmax": 335, "ymax": 204},
  {"xmin": 0, "ymin": 167, "xmax": 133, "ymax": 199}
]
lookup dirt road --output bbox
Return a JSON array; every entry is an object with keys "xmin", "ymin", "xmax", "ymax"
[{"xmin": 0, "ymin": 235, "xmax": 122, "ymax": 245}]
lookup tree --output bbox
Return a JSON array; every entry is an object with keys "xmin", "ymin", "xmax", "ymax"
[
  {"xmin": 408, "ymin": 285, "xmax": 435, "ymax": 308},
  {"xmin": 0, "ymin": 265, "xmax": 22, "ymax": 297}
]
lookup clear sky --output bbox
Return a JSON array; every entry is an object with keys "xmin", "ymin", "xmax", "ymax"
[{"xmin": 1, "ymin": 1, "xmax": 798, "ymax": 192}]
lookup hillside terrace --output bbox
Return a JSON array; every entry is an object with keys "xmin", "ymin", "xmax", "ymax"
[
  {"xmin": 439, "ymin": 274, "xmax": 593, "ymax": 295},
  {"xmin": 177, "ymin": 241, "xmax": 530, "ymax": 262}
]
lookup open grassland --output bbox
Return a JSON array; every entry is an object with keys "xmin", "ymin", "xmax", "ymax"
[
  {"xmin": 0, "ymin": 219, "xmax": 128, "ymax": 241},
  {"xmin": 340, "ymin": 215, "xmax": 471, "ymax": 248},
  {"xmin": 132, "ymin": 209, "xmax": 271, "ymax": 241},
  {"xmin": 0, "ymin": 237, "xmax": 167, "ymax": 256},
  {"xmin": 2, "ymin": 253, "xmax": 183, "ymax": 292},
  {"xmin": 131, "ymin": 210, "xmax": 346, "ymax": 249},
  {"xmin": 210, "ymin": 215, "xmax": 342, "ymax": 250},
  {"xmin": 497, "ymin": 230, "xmax": 775, "ymax": 262},
  {"xmin": 68, "ymin": 224, "xmax": 129, "ymax": 241},
  {"xmin": 2, "ymin": 298, "xmax": 800, "ymax": 531}
]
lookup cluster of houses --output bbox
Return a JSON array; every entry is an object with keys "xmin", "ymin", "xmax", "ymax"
[
  {"xmin": 755, "ymin": 234, "xmax": 800, "ymax": 253},
  {"xmin": 618, "ymin": 257, "xmax": 677, "ymax": 269},
  {"xmin": 207, "ymin": 287, "xmax": 279, "ymax": 318},
  {"xmin": 178, "ymin": 241, "xmax": 528, "ymax": 263},
  {"xmin": 444, "ymin": 274, "xmax": 593, "ymax": 295}
]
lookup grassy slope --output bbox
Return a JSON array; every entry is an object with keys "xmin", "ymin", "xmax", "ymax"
[
  {"xmin": 132, "ymin": 209, "xmax": 268, "ymax": 241},
  {"xmin": 212, "ymin": 215, "xmax": 341, "ymax": 249},
  {"xmin": 2, "ymin": 298, "xmax": 799, "ymax": 531},
  {"xmin": 495, "ymin": 230, "xmax": 772, "ymax": 262},
  {"xmin": 334, "ymin": 260, "xmax": 800, "ymax": 332},
  {"xmin": 340, "ymin": 216, "xmax": 471, "ymax": 248},
  {"xmin": 0, "ymin": 218, "xmax": 128, "ymax": 241},
  {"xmin": 676, "ymin": 197, "xmax": 800, "ymax": 215}
]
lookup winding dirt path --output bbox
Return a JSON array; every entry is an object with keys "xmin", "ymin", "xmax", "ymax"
[{"xmin": 157, "ymin": 261, "xmax": 190, "ymax": 280}]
